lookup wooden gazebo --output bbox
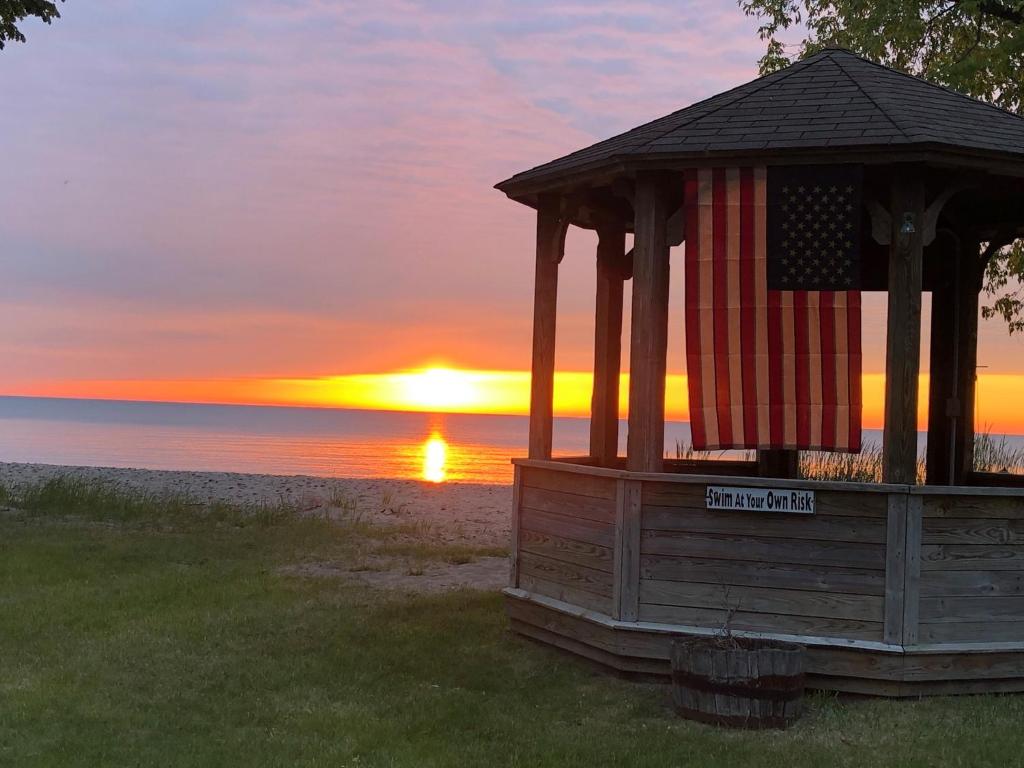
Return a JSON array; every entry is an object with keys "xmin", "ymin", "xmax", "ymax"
[{"xmin": 496, "ymin": 49, "xmax": 1024, "ymax": 695}]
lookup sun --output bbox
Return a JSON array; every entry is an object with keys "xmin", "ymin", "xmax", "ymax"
[{"xmin": 400, "ymin": 367, "xmax": 479, "ymax": 411}]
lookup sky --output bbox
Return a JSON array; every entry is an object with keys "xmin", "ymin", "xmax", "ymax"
[{"xmin": 2, "ymin": 1, "xmax": 1023, "ymax": 431}]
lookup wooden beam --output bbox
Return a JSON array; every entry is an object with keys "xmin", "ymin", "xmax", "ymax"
[
  {"xmin": 953, "ymin": 245, "xmax": 984, "ymax": 483},
  {"xmin": 626, "ymin": 172, "xmax": 672, "ymax": 473},
  {"xmin": 509, "ymin": 465, "xmax": 523, "ymax": 587},
  {"xmin": 882, "ymin": 172, "xmax": 926, "ymax": 485},
  {"xmin": 925, "ymin": 241, "xmax": 956, "ymax": 485},
  {"xmin": 883, "ymin": 493, "xmax": 908, "ymax": 645},
  {"xmin": 902, "ymin": 495, "xmax": 923, "ymax": 645},
  {"xmin": 951, "ymin": 236, "xmax": 1016, "ymax": 481},
  {"xmin": 528, "ymin": 194, "xmax": 567, "ymax": 459},
  {"xmin": 612, "ymin": 479, "xmax": 642, "ymax": 621},
  {"xmin": 590, "ymin": 222, "xmax": 626, "ymax": 466},
  {"xmin": 758, "ymin": 449, "xmax": 800, "ymax": 479}
]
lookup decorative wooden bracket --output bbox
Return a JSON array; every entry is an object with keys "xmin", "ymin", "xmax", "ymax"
[
  {"xmin": 666, "ymin": 203, "xmax": 686, "ymax": 247},
  {"xmin": 922, "ymin": 185, "xmax": 972, "ymax": 246},
  {"xmin": 617, "ymin": 204, "xmax": 681, "ymax": 279},
  {"xmin": 868, "ymin": 184, "xmax": 974, "ymax": 247},
  {"xmin": 866, "ymin": 198, "xmax": 892, "ymax": 245},
  {"xmin": 548, "ymin": 194, "xmax": 585, "ymax": 264},
  {"xmin": 594, "ymin": 218, "xmax": 633, "ymax": 280},
  {"xmin": 551, "ymin": 217, "xmax": 570, "ymax": 264},
  {"xmin": 611, "ymin": 178, "xmax": 635, "ymax": 207},
  {"xmin": 619, "ymin": 250, "xmax": 634, "ymax": 280}
]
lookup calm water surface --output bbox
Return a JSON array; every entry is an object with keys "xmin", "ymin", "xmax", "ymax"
[
  {"xmin": 1, "ymin": 396, "xmax": 1019, "ymax": 485},
  {"xmin": 0, "ymin": 396, "xmax": 615, "ymax": 484}
]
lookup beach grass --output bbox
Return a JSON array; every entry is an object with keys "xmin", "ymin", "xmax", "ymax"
[
  {"xmin": 4, "ymin": 479, "xmax": 1024, "ymax": 766},
  {"xmin": 974, "ymin": 431, "xmax": 1024, "ymax": 474},
  {"xmin": 674, "ymin": 432, "xmax": 1024, "ymax": 483}
]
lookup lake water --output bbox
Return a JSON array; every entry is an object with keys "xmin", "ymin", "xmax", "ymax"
[{"xmin": 0, "ymin": 396, "xmax": 1019, "ymax": 485}]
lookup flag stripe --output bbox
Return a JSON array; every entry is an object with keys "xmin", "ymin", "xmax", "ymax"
[
  {"xmin": 767, "ymin": 288, "xmax": 784, "ymax": 446},
  {"xmin": 786, "ymin": 290, "xmax": 802, "ymax": 448},
  {"xmin": 848, "ymin": 290, "xmax": 862, "ymax": 449},
  {"xmin": 684, "ymin": 170, "xmax": 705, "ymax": 449},
  {"xmin": 782, "ymin": 291, "xmax": 797, "ymax": 445},
  {"xmin": 726, "ymin": 168, "xmax": 744, "ymax": 445},
  {"xmin": 712, "ymin": 168, "xmax": 732, "ymax": 445},
  {"xmin": 698, "ymin": 169, "xmax": 719, "ymax": 448},
  {"xmin": 835, "ymin": 291, "xmax": 850, "ymax": 450},
  {"xmin": 821, "ymin": 291, "xmax": 837, "ymax": 449},
  {"xmin": 739, "ymin": 168, "xmax": 758, "ymax": 445},
  {"xmin": 807, "ymin": 291, "xmax": 823, "ymax": 448},
  {"xmin": 753, "ymin": 167, "xmax": 771, "ymax": 443}
]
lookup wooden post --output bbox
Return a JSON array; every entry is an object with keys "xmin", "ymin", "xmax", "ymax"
[
  {"xmin": 626, "ymin": 173, "xmax": 672, "ymax": 473},
  {"xmin": 883, "ymin": 492, "xmax": 908, "ymax": 644},
  {"xmin": 882, "ymin": 173, "xmax": 926, "ymax": 485},
  {"xmin": 758, "ymin": 450, "xmax": 800, "ymax": 479},
  {"xmin": 902, "ymin": 494, "xmax": 923, "ymax": 645},
  {"xmin": 509, "ymin": 465, "xmax": 522, "ymax": 587},
  {"xmin": 528, "ymin": 194, "xmax": 567, "ymax": 459},
  {"xmin": 590, "ymin": 222, "xmax": 626, "ymax": 467},
  {"xmin": 953, "ymin": 246, "xmax": 983, "ymax": 483},
  {"xmin": 612, "ymin": 479, "xmax": 642, "ymax": 621},
  {"xmin": 926, "ymin": 235, "xmax": 982, "ymax": 485},
  {"xmin": 883, "ymin": 490, "xmax": 922, "ymax": 646},
  {"xmin": 925, "ymin": 248, "xmax": 956, "ymax": 486}
]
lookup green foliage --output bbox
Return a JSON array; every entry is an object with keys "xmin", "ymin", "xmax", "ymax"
[
  {"xmin": 740, "ymin": 0, "xmax": 1024, "ymax": 111},
  {"xmin": 0, "ymin": 0, "xmax": 62, "ymax": 49},
  {"xmin": 740, "ymin": 0, "xmax": 1024, "ymax": 333},
  {"xmin": 983, "ymin": 239, "xmax": 1024, "ymax": 333}
]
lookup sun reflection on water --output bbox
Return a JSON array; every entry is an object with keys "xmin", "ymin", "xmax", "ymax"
[{"xmin": 422, "ymin": 434, "xmax": 448, "ymax": 483}]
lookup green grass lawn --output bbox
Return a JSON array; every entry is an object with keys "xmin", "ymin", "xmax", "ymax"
[{"xmin": 3, "ymin": 481, "xmax": 1024, "ymax": 767}]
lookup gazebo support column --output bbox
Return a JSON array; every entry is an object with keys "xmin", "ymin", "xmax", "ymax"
[
  {"xmin": 528, "ymin": 194, "xmax": 567, "ymax": 459},
  {"xmin": 758, "ymin": 450, "xmax": 800, "ymax": 479},
  {"xmin": 589, "ymin": 222, "xmax": 626, "ymax": 466},
  {"xmin": 626, "ymin": 173, "xmax": 671, "ymax": 473},
  {"xmin": 882, "ymin": 173, "xmax": 925, "ymax": 484},
  {"xmin": 925, "ymin": 234, "xmax": 980, "ymax": 485},
  {"xmin": 925, "ymin": 251, "xmax": 956, "ymax": 485},
  {"xmin": 953, "ymin": 249, "xmax": 983, "ymax": 481}
]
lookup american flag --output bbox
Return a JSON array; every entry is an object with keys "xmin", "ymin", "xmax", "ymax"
[{"xmin": 683, "ymin": 165, "xmax": 863, "ymax": 452}]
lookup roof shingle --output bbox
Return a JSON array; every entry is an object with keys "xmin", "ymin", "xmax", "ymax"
[{"xmin": 497, "ymin": 49, "xmax": 1024, "ymax": 193}]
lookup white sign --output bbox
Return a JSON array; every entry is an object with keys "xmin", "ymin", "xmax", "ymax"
[{"xmin": 705, "ymin": 485, "xmax": 815, "ymax": 514}]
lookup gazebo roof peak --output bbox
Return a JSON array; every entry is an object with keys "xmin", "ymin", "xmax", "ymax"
[{"xmin": 496, "ymin": 48, "xmax": 1024, "ymax": 198}]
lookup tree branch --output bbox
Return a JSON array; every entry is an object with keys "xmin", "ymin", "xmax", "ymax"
[{"xmin": 976, "ymin": 1, "xmax": 1024, "ymax": 25}]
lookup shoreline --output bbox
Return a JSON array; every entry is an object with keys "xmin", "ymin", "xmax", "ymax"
[{"xmin": 0, "ymin": 462, "xmax": 513, "ymax": 551}]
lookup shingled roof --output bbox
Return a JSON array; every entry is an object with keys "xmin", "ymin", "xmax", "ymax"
[{"xmin": 496, "ymin": 48, "xmax": 1024, "ymax": 196}]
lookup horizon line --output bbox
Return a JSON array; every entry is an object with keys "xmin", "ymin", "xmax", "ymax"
[{"xmin": 2, "ymin": 390, "xmax": 1023, "ymax": 439}]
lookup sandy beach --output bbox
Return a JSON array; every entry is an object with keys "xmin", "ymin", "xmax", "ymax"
[{"xmin": 0, "ymin": 462, "xmax": 513, "ymax": 593}]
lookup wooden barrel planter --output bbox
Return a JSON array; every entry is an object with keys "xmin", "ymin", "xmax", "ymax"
[{"xmin": 670, "ymin": 636, "xmax": 806, "ymax": 729}]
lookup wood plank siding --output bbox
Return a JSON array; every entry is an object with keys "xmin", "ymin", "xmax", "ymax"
[
  {"xmin": 515, "ymin": 466, "xmax": 618, "ymax": 615},
  {"xmin": 917, "ymin": 491, "xmax": 1024, "ymax": 643},
  {"xmin": 508, "ymin": 460, "xmax": 1024, "ymax": 694},
  {"xmin": 638, "ymin": 477, "xmax": 889, "ymax": 641}
]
